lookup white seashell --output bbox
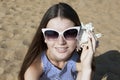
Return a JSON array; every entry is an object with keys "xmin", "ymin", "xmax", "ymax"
[
  {"xmin": 95, "ymin": 33, "xmax": 102, "ymax": 38},
  {"xmin": 81, "ymin": 22, "xmax": 94, "ymax": 31},
  {"xmin": 80, "ymin": 30, "xmax": 89, "ymax": 44},
  {"xmin": 77, "ymin": 22, "xmax": 102, "ymax": 50}
]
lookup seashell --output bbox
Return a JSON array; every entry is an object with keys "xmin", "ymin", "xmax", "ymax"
[{"xmin": 77, "ymin": 22, "xmax": 102, "ymax": 49}]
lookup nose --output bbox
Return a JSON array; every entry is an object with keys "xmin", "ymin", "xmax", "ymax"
[{"xmin": 57, "ymin": 35, "xmax": 66, "ymax": 45}]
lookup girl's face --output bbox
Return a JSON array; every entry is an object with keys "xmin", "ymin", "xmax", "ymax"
[{"xmin": 44, "ymin": 17, "xmax": 78, "ymax": 61}]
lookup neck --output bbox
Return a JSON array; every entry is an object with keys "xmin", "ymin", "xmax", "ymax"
[
  {"xmin": 51, "ymin": 60, "xmax": 66, "ymax": 69},
  {"xmin": 46, "ymin": 51, "xmax": 67, "ymax": 69}
]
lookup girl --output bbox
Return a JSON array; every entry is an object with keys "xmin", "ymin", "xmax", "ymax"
[{"xmin": 19, "ymin": 2, "xmax": 96, "ymax": 80}]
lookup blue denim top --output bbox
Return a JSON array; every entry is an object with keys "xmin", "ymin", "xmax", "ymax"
[{"xmin": 40, "ymin": 51, "xmax": 79, "ymax": 80}]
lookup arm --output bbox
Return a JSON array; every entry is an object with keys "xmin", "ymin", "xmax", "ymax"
[
  {"xmin": 76, "ymin": 31, "xmax": 97, "ymax": 80},
  {"xmin": 24, "ymin": 56, "xmax": 43, "ymax": 80},
  {"xmin": 76, "ymin": 69, "xmax": 92, "ymax": 80},
  {"xmin": 76, "ymin": 69, "xmax": 95, "ymax": 80}
]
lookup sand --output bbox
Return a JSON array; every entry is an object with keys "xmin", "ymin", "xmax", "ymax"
[{"xmin": 0, "ymin": 0, "xmax": 120, "ymax": 80}]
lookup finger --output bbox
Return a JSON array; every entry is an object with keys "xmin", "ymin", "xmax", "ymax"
[
  {"xmin": 80, "ymin": 45, "xmax": 89, "ymax": 61},
  {"xmin": 81, "ymin": 43, "xmax": 89, "ymax": 50},
  {"xmin": 88, "ymin": 31, "xmax": 96, "ymax": 52},
  {"xmin": 90, "ymin": 31, "xmax": 99, "ymax": 48},
  {"xmin": 80, "ymin": 39, "xmax": 94, "ymax": 62},
  {"xmin": 89, "ymin": 31, "xmax": 96, "ymax": 42},
  {"xmin": 88, "ymin": 36, "xmax": 94, "ymax": 53},
  {"xmin": 91, "ymin": 31, "xmax": 97, "ymax": 41}
]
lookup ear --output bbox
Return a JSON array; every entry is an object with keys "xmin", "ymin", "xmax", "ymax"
[{"xmin": 45, "ymin": 39, "xmax": 47, "ymax": 43}]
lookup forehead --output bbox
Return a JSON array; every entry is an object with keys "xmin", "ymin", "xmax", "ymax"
[{"xmin": 46, "ymin": 17, "xmax": 75, "ymax": 31}]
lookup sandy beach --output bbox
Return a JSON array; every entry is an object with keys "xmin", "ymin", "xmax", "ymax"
[{"xmin": 0, "ymin": 0, "xmax": 120, "ymax": 80}]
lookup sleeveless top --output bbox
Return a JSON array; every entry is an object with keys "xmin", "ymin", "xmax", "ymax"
[{"xmin": 40, "ymin": 51, "xmax": 79, "ymax": 80}]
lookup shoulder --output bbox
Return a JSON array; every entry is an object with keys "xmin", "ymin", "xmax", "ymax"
[{"xmin": 24, "ymin": 55, "xmax": 43, "ymax": 80}]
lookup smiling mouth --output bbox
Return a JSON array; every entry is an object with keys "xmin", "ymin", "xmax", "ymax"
[{"xmin": 55, "ymin": 47, "xmax": 68, "ymax": 53}]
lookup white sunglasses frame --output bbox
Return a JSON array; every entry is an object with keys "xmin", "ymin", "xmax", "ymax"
[{"xmin": 42, "ymin": 26, "xmax": 80, "ymax": 40}]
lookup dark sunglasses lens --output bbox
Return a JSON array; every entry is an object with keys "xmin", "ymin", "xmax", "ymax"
[
  {"xmin": 64, "ymin": 29, "xmax": 78, "ymax": 40},
  {"xmin": 44, "ymin": 30, "xmax": 58, "ymax": 39}
]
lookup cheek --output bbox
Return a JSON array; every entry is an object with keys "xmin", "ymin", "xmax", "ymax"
[
  {"xmin": 67, "ymin": 40, "xmax": 77, "ymax": 48},
  {"xmin": 45, "ymin": 39, "xmax": 55, "ymax": 47}
]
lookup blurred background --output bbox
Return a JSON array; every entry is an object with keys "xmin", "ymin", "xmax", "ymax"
[{"xmin": 0, "ymin": 0, "xmax": 120, "ymax": 80}]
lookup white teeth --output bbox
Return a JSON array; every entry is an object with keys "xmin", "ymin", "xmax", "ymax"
[
  {"xmin": 55, "ymin": 47, "xmax": 67, "ymax": 53},
  {"xmin": 57, "ymin": 48, "xmax": 66, "ymax": 50}
]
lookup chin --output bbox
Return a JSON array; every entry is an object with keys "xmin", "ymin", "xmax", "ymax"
[{"xmin": 56, "ymin": 54, "xmax": 71, "ymax": 61}]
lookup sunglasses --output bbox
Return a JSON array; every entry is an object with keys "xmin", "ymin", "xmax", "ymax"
[{"xmin": 42, "ymin": 26, "xmax": 80, "ymax": 40}]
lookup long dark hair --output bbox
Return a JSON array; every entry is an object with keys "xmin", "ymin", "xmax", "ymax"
[{"xmin": 18, "ymin": 2, "xmax": 81, "ymax": 80}]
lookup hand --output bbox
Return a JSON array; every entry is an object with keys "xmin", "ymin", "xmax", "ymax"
[{"xmin": 80, "ymin": 31, "xmax": 97, "ymax": 70}]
